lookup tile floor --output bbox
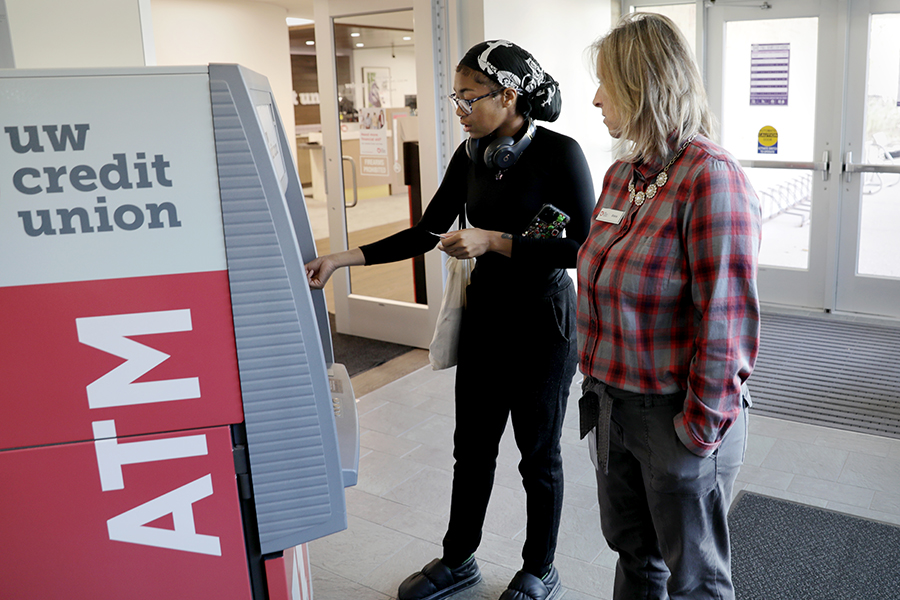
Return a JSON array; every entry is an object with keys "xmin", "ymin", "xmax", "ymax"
[{"xmin": 309, "ymin": 366, "xmax": 900, "ymax": 600}]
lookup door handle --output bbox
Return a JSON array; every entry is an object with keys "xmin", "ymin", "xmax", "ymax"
[
  {"xmin": 739, "ymin": 151, "xmax": 830, "ymax": 181},
  {"xmin": 342, "ymin": 155, "xmax": 358, "ymax": 208},
  {"xmin": 843, "ymin": 151, "xmax": 900, "ymax": 182}
]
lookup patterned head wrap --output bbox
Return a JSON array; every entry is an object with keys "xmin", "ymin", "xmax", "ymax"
[{"xmin": 458, "ymin": 40, "xmax": 562, "ymax": 122}]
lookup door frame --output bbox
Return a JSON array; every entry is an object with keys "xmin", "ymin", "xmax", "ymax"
[
  {"xmin": 834, "ymin": 0, "xmax": 900, "ymax": 317},
  {"xmin": 705, "ymin": 0, "xmax": 846, "ymax": 312},
  {"xmin": 313, "ymin": 0, "xmax": 450, "ymax": 346}
]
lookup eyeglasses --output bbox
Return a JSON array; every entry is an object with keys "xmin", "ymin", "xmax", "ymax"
[{"xmin": 448, "ymin": 90, "xmax": 501, "ymax": 115}]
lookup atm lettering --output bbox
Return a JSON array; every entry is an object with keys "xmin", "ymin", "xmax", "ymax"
[
  {"xmin": 3, "ymin": 124, "xmax": 90, "ymax": 153},
  {"xmin": 92, "ymin": 420, "xmax": 209, "ymax": 492},
  {"xmin": 42, "ymin": 124, "xmax": 91, "ymax": 152},
  {"xmin": 81, "ymin": 308, "xmax": 223, "ymax": 557},
  {"xmin": 76, "ymin": 309, "xmax": 201, "ymax": 409},
  {"xmin": 17, "ymin": 197, "xmax": 183, "ymax": 237},
  {"xmin": 106, "ymin": 474, "xmax": 222, "ymax": 556},
  {"xmin": 93, "ymin": 420, "xmax": 221, "ymax": 556},
  {"xmin": 7, "ymin": 124, "xmax": 181, "ymax": 237}
]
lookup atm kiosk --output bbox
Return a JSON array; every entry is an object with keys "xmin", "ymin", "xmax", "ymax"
[{"xmin": 0, "ymin": 64, "xmax": 358, "ymax": 599}]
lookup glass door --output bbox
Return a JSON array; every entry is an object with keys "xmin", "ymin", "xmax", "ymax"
[
  {"xmin": 331, "ymin": 10, "xmax": 419, "ymax": 306},
  {"xmin": 707, "ymin": 0, "xmax": 840, "ymax": 311},
  {"xmin": 836, "ymin": 0, "xmax": 900, "ymax": 317},
  {"xmin": 707, "ymin": 0, "xmax": 900, "ymax": 319},
  {"xmin": 313, "ymin": 0, "xmax": 448, "ymax": 346}
]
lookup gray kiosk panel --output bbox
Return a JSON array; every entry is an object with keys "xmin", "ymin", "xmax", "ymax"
[{"xmin": 209, "ymin": 64, "xmax": 351, "ymax": 554}]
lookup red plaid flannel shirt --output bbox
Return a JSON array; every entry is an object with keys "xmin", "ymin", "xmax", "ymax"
[{"xmin": 576, "ymin": 134, "xmax": 761, "ymax": 456}]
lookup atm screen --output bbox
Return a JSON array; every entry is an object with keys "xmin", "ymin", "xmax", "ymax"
[{"xmin": 255, "ymin": 100, "xmax": 288, "ymax": 193}]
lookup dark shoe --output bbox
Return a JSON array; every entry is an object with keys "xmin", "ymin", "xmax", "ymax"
[
  {"xmin": 498, "ymin": 565, "xmax": 561, "ymax": 600},
  {"xmin": 397, "ymin": 556, "xmax": 482, "ymax": 600}
]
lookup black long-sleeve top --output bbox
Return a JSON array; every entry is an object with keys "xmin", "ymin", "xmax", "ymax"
[{"xmin": 360, "ymin": 125, "xmax": 595, "ymax": 293}]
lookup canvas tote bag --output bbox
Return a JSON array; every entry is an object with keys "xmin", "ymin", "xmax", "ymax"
[{"xmin": 428, "ymin": 211, "xmax": 472, "ymax": 370}]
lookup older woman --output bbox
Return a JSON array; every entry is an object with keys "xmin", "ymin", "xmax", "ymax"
[
  {"xmin": 307, "ymin": 40, "xmax": 594, "ymax": 600},
  {"xmin": 576, "ymin": 13, "xmax": 761, "ymax": 600}
]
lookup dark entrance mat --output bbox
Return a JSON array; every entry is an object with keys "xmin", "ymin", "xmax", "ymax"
[
  {"xmin": 750, "ymin": 313, "xmax": 900, "ymax": 440},
  {"xmin": 328, "ymin": 313, "xmax": 415, "ymax": 377},
  {"xmin": 728, "ymin": 491, "xmax": 900, "ymax": 600}
]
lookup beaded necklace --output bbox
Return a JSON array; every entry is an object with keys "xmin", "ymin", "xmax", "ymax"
[{"xmin": 627, "ymin": 134, "xmax": 697, "ymax": 206}]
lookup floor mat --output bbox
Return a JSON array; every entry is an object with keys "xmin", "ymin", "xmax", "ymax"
[
  {"xmin": 729, "ymin": 491, "xmax": 900, "ymax": 600},
  {"xmin": 328, "ymin": 313, "xmax": 414, "ymax": 377},
  {"xmin": 750, "ymin": 313, "xmax": 900, "ymax": 439}
]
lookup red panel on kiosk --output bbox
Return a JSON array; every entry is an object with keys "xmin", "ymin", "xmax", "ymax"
[
  {"xmin": 0, "ymin": 425, "xmax": 252, "ymax": 599},
  {"xmin": 265, "ymin": 555, "xmax": 292, "ymax": 600},
  {"xmin": 0, "ymin": 270, "xmax": 243, "ymax": 450}
]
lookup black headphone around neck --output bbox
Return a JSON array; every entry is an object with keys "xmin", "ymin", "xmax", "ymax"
[{"xmin": 466, "ymin": 119, "xmax": 536, "ymax": 170}]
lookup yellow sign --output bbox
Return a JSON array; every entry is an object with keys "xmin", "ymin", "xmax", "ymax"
[{"xmin": 758, "ymin": 125, "xmax": 778, "ymax": 154}]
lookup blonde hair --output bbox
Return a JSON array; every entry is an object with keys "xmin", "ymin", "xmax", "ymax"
[{"xmin": 592, "ymin": 12, "xmax": 716, "ymax": 163}]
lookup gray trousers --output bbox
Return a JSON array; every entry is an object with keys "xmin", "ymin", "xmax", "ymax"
[{"xmin": 584, "ymin": 378, "xmax": 748, "ymax": 600}]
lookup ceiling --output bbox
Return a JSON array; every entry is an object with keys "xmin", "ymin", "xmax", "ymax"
[
  {"xmin": 263, "ymin": 0, "xmax": 416, "ymax": 28},
  {"xmin": 258, "ymin": 0, "xmax": 315, "ymax": 20},
  {"xmin": 288, "ymin": 9, "xmax": 415, "ymax": 56}
]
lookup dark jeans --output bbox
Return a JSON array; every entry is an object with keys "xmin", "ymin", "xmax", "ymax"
[
  {"xmin": 442, "ymin": 277, "xmax": 577, "ymax": 575},
  {"xmin": 585, "ymin": 380, "xmax": 749, "ymax": 600}
]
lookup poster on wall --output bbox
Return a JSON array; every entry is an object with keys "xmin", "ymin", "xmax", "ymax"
[
  {"xmin": 750, "ymin": 43, "xmax": 790, "ymax": 106},
  {"xmin": 362, "ymin": 67, "xmax": 390, "ymax": 108},
  {"xmin": 359, "ymin": 107, "xmax": 388, "ymax": 176}
]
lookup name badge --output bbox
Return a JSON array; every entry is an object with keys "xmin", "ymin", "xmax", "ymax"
[{"xmin": 596, "ymin": 208, "xmax": 625, "ymax": 225}]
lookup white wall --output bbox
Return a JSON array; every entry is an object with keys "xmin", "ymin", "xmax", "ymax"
[
  {"xmin": 4, "ymin": 0, "xmax": 296, "ymax": 147},
  {"xmin": 349, "ymin": 45, "xmax": 417, "ymax": 109},
  {"xmin": 151, "ymin": 0, "xmax": 296, "ymax": 143},
  {"xmin": 481, "ymin": 0, "xmax": 613, "ymax": 189},
  {"xmin": 5, "ymin": 0, "xmax": 147, "ymax": 68}
]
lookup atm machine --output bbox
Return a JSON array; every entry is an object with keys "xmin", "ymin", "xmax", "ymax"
[{"xmin": 0, "ymin": 64, "xmax": 358, "ymax": 599}]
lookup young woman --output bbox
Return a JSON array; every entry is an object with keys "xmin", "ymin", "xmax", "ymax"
[
  {"xmin": 306, "ymin": 40, "xmax": 594, "ymax": 600},
  {"xmin": 577, "ymin": 13, "xmax": 761, "ymax": 600}
]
